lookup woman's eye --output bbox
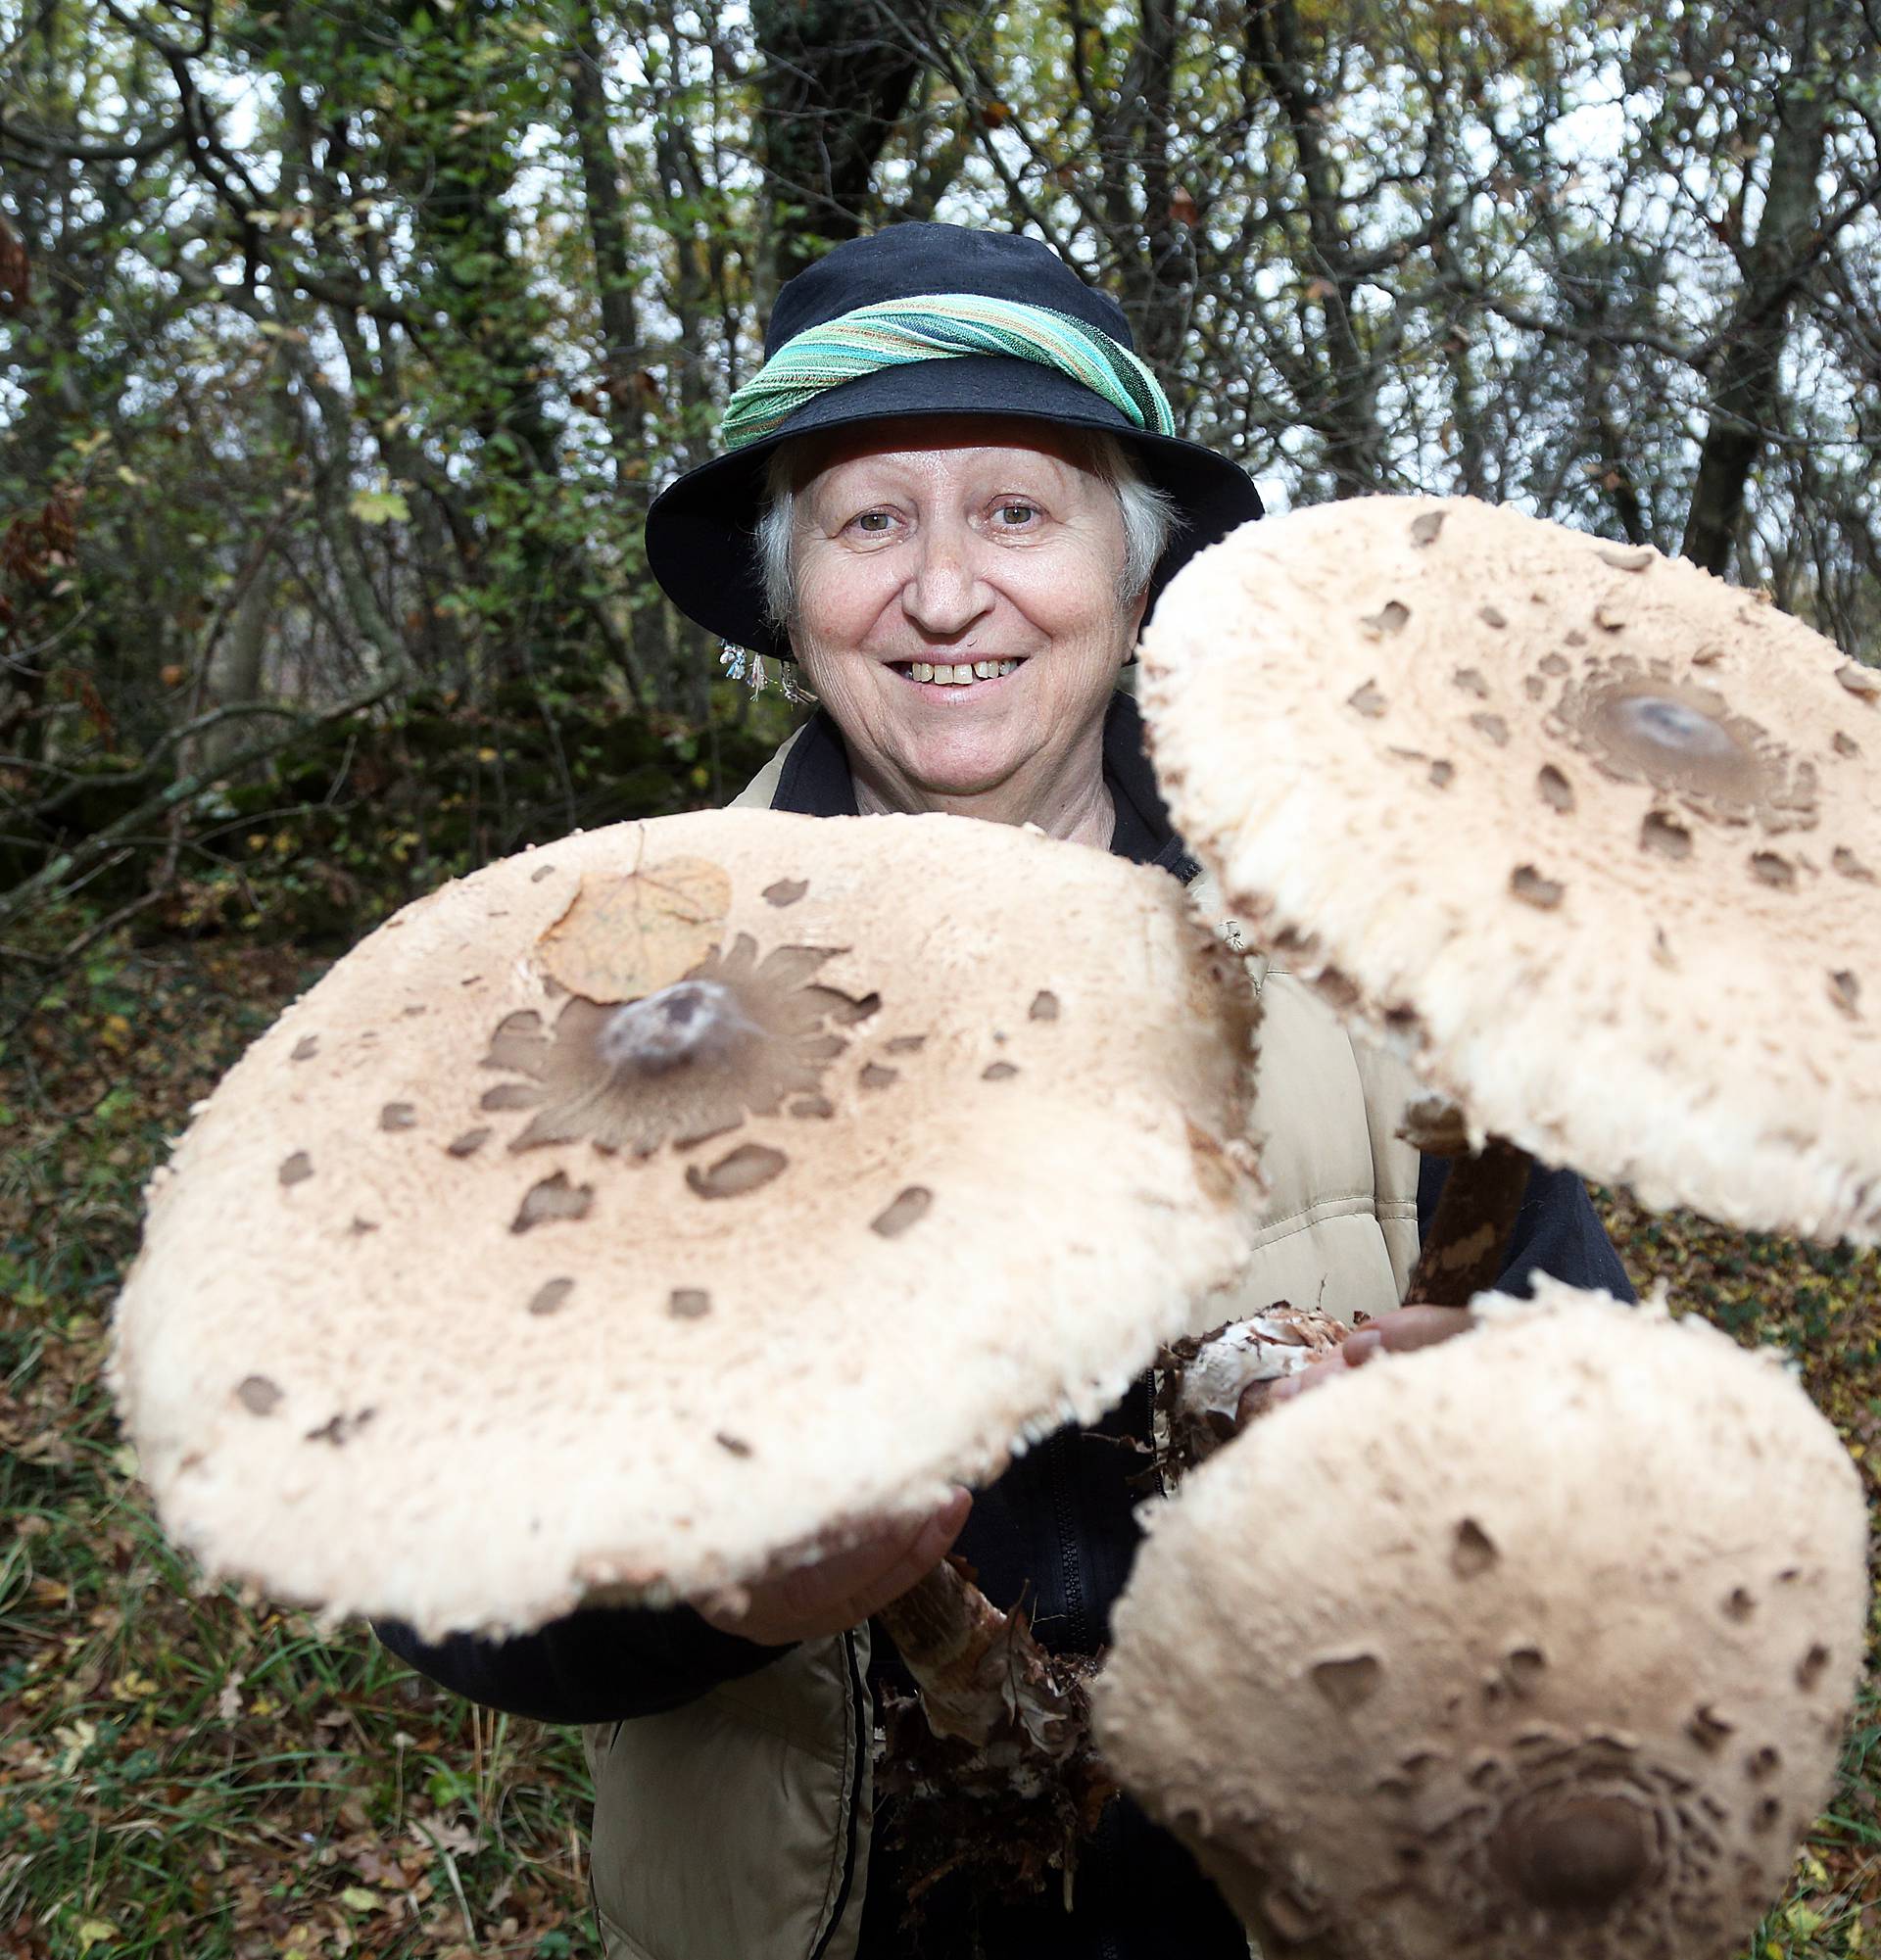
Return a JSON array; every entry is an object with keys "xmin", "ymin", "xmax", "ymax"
[
  {"xmin": 849, "ymin": 511, "xmax": 895, "ymax": 535},
  {"xmin": 994, "ymin": 502, "xmax": 1039, "ymax": 527}
]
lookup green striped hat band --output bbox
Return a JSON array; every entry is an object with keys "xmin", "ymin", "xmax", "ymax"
[{"xmin": 720, "ymin": 293, "xmax": 1177, "ymax": 451}]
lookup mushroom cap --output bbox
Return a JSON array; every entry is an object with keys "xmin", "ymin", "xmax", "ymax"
[
  {"xmin": 1142, "ymin": 496, "xmax": 1881, "ymax": 1241},
  {"xmin": 111, "ymin": 807, "xmax": 1259, "ymax": 1637},
  {"xmin": 1093, "ymin": 1279, "xmax": 1870, "ymax": 1960}
]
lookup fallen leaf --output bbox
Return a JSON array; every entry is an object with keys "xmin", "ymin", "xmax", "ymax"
[
  {"xmin": 54, "ymin": 1719, "xmax": 98, "ymax": 1773},
  {"xmin": 536, "ymin": 857, "xmax": 732, "ymax": 1004},
  {"xmin": 408, "ymin": 1810, "xmax": 485, "ymax": 1859},
  {"xmin": 347, "ymin": 1845, "xmax": 408, "ymax": 1889}
]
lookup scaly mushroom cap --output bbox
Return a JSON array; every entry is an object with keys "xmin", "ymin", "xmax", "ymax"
[
  {"xmin": 1094, "ymin": 1279, "xmax": 1870, "ymax": 1960},
  {"xmin": 111, "ymin": 808, "xmax": 1259, "ymax": 1637},
  {"xmin": 1142, "ymin": 496, "xmax": 1881, "ymax": 1241}
]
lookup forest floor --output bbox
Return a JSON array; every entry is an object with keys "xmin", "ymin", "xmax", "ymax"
[{"xmin": 2, "ymin": 926, "xmax": 1877, "ymax": 1959}]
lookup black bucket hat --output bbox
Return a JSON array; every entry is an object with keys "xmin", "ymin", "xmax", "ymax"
[{"xmin": 644, "ymin": 222, "xmax": 1264, "ymax": 663}]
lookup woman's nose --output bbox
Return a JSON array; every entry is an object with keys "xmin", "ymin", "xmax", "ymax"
[{"xmin": 900, "ymin": 526, "xmax": 990, "ymax": 637}]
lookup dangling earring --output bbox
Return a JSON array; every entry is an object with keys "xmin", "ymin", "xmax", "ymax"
[{"xmin": 719, "ymin": 642, "xmax": 817, "ymax": 705}]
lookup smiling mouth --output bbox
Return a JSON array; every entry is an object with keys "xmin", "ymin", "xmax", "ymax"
[{"xmin": 891, "ymin": 659, "xmax": 1026, "ymax": 688}]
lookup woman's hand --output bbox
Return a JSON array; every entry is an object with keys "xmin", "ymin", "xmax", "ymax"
[
  {"xmin": 1235, "ymin": 1307, "xmax": 1472, "ymax": 1425},
  {"xmin": 692, "ymin": 1489, "xmax": 973, "ymax": 1648}
]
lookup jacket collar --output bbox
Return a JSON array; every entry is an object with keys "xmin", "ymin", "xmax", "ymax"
[{"xmin": 770, "ymin": 691, "xmax": 1200, "ymax": 883}]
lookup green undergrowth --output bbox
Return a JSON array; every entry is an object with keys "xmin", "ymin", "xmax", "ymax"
[
  {"xmin": 2, "ymin": 932, "xmax": 592, "ymax": 1958},
  {"xmin": 2, "ymin": 928, "xmax": 1878, "ymax": 1957}
]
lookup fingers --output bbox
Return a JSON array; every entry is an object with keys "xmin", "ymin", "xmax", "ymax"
[
  {"xmin": 1369, "ymin": 1306, "xmax": 1473, "ymax": 1354},
  {"xmin": 775, "ymin": 1489, "xmax": 970, "ymax": 1625},
  {"xmin": 1266, "ymin": 1348, "xmax": 1357, "ymax": 1405},
  {"xmin": 820, "ymin": 1487, "xmax": 973, "ymax": 1626},
  {"xmin": 1238, "ymin": 1351, "xmax": 1342, "ymax": 1422},
  {"xmin": 1263, "ymin": 1307, "xmax": 1475, "ymax": 1409},
  {"xmin": 694, "ymin": 1488, "xmax": 973, "ymax": 1646}
]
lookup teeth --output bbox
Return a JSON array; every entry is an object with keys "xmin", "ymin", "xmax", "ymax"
[{"xmin": 907, "ymin": 659, "xmax": 1023, "ymax": 684}]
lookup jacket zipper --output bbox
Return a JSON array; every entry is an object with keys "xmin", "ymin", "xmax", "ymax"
[
  {"xmin": 809, "ymin": 1628, "xmax": 869, "ymax": 1959},
  {"xmin": 1047, "ymin": 1428, "xmax": 1090, "ymax": 1652},
  {"xmin": 1049, "ymin": 1427, "xmax": 1128, "ymax": 1958}
]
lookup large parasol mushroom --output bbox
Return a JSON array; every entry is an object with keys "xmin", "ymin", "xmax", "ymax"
[
  {"xmin": 110, "ymin": 805, "xmax": 1260, "ymax": 1840},
  {"xmin": 1141, "ymin": 496, "xmax": 1881, "ymax": 1296},
  {"xmin": 1094, "ymin": 1280, "xmax": 1871, "ymax": 1960},
  {"xmin": 1116, "ymin": 499, "xmax": 1875, "ymax": 1957}
]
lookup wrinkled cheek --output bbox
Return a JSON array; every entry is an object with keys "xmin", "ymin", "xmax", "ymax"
[
  {"xmin": 797, "ymin": 654, "xmax": 912, "ymax": 768},
  {"xmin": 793, "ymin": 642, "xmax": 871, "ymax": 711}
]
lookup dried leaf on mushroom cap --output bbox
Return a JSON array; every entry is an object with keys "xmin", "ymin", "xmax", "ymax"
[
  {"xmin": 1094, "ymin": 1278, "xmax": 1870, "ymax": 1960},
  {"xmin": 110, "ymin": 807, "xmax": 1260, "ymax": 1639},
  {"xmin": 1142, "ymin": 496, "xmax": 1881, "ymax": 1243}
]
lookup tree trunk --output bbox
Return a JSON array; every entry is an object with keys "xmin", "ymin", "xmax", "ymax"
[
  {"xmin": 1122, "ymin": 0, "xmax": 1191, "ymax": 381},
  {"xmin": 193, "ymin": 550, "xmax": 275, "ymax": 776},
  {"xmin": 566, "ymin": 0, "xmax": 657, "ymax": 706},
  {"xmin": 749, "ymin": 0, "xmax": 920, "ymax": 319},
  {"xmin": 377, "ymin": 0, "xmax": 577, "ymax": 675},
  {"xmin": 1681, "ymin": 13, "xmax": 1849, "ymax": 575},
  {"xmin": 1243, "ymin": 0, "xmax": 1391, "ymax": 496}
]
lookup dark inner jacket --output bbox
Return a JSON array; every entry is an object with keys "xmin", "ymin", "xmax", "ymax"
[{"xmin": 379, "ymin": 694, "xmax": 1636, "ymax": 1959}]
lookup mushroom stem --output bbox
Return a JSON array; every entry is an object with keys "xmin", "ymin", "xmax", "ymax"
[
  {"xmin": 1404, "ymin": 1133, "xmax": 1534, "ymax": 1307},
  {"xmin": 877, "ymin": 1556, "xmax": 1082, "ymax": 1760},
  {"xmin": 1155, "ymin": 1309, "xmax": 1347, "ymax": 1476}
]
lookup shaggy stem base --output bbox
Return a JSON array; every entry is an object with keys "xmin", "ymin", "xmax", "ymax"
[{"xmin": 876, "ymin": 1555, "xmax": 1081, "ymax": 1758}]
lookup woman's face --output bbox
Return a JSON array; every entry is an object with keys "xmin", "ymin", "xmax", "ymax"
[{"xmin": 787, "ymin": 417, "xmax": 1145, "ymax": 817}]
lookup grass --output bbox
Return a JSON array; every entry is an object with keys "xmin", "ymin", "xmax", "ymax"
[
  {"xmin": 2, "ymin": 922, "xmax": 1877, "ymax": 1957},
  {"xmin": 2, "ymin": 933, "xmax": 590, "ymax": 1959}
]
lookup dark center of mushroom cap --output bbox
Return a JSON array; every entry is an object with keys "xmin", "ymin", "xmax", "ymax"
[
  {"xmin": 598, "ymin": 979, "xmax": 763, "ymax": 1076},
  {"xmin": 1546, "ymin": 655, "xmax": 1823, "ymax": 832},
  {"xmin": 479, "ymin": 934, "xmax": 871, "ymax": 1157},
  {"xmin": 1489, "ymin": 1789, "xmax": 1658, "ymax": 1913},
  {"xmin": 1608, "ymin": 693, "xmax": 1741, "ymax": 764},
  {"xmin": 1582, "ymin": 683, "xmax": 1764, "ymax": 805}
]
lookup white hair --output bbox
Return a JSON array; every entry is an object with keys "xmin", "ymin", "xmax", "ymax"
[{"xmin": 753, "ymin": 429, "xmax": 1179, "ymax": 635}]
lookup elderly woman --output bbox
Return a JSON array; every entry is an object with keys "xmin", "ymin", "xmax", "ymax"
[{"xmin": 382, "ymin": 223, "xmax": 1630, "ymax": 1960}]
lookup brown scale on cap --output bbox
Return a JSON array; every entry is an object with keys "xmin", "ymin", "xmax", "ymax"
[
  {"xmin": 111, "ymin": 806, "xmax": 1260, "ymax": 1642},
  {"xmin": 1142, "ymin": 495, "xmax": 1881, "ymax": 1252},
  {"xmin": 1095, "ymin": 1285, "xmax": 1870, "ymax": 1960}
]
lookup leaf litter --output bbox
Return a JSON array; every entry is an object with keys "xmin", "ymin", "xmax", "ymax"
[{"xmin": 0, "ymin": 923, "xmax": 1874, "ymax": 1958}]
